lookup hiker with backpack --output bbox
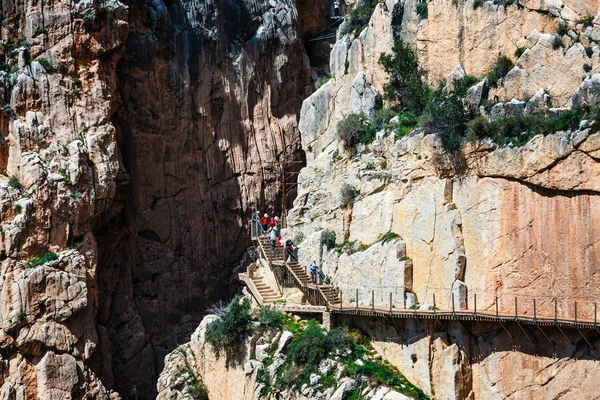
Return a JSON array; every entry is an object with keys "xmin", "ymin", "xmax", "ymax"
[
  {"xmin": 309, "ymin": 260, "xmax": 318, "ymax": 284},
  {"xmin": 284, "ymin": 238, "xmax": 297, "ymax": 262},
  {"xmin": 269, "ymin": 226, "xmax": 278, "ymax": 255}
]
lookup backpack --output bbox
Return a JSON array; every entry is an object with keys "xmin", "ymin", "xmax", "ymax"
[
  {"xmin": 276, "ymin": 237, "xmax": 281, "ymax": 246},
  {"xmin": 285, "ymin": 239, "xmax": 293, "ymax": 246}
]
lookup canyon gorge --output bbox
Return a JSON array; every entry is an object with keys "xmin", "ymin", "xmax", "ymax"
[{"xmin": 1, "ymin": 0, "xmax": 600, "ymax": 399}]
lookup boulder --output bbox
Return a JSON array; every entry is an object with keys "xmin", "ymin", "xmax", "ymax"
[
  {"xmin": 465, "ymin": 78, "xmax": 489, "ymax": 112},
  {"xmin": 350, "ymin": 72, "xmax": 381, "ymax": 118},
  {"xmin": 490, "ymin": 100, "xmax": 525, "ymax": 121},
  {"xmin": 524, "ymin": 89, "xmax": 551, "ymax": 116},
  {"xmin": 446, "ymin": 64, "xmax": 466, "ymax": 90},
  {"xmin": 274, "ymin": 330, "xmax": 293, "ymax": 355},
  {"xmin": 36, "ymin": 352, "xmax": 79, "ymax": 400},
  {"xmin": 330, "ymin": 378, "xmax": 357, "ymax": 400},
  {"xmin": 571, "ymin": 74, "xmax": 600, "ymax": 108}
]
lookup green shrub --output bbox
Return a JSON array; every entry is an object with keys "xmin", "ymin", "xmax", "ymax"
[
  {"xmin": 356, "ymin": 360, "xmax": 428, "ymax": 399},
  {"xmin": 335, "ymin": 240, "xmax": 356, "ymax": 253},
  {"xmin": 372, "ymin": 108, "xmax": 398, "ymax": 132},
  {"xmin": 83, "ymin": 13, "xmax": 94, "ymax": 22},
  {"xmin": 2, "ymin": 104, "xmax": 12, "ymax": 115},
  {"xmin": 394, "ymin": 112, "xmax": 419, "ymax": 138},
  {"xmin": 17, "ymin": 312, "xmax": 26, "ymax": 321},
  {"xmin": 423, "ymin": 90, "xmax": 470, "ymax": 152},
  {"xmin": 321, "ymin": 230, "xmax": 336, "ymax": 250},
  {"xmin": 340, "ymin": 183, "xmax": 358, "ymax": 208},
  {"xmin": 415, "ymin": 2, "xmax": 428, "ymax": 18},
  {"xmin": 473, "ymin": 0, "xmax": 484, "ymax": 8},
  {"xmin": 493, "ymin": 0, "xmax": 515, "ymax": 6},
  {"xmin": 366, "ymin": 161, "xmax": 375, "ymax": 170},
  {"xmin": 25, "ymin": 252, "xmax": 58, "ymax": 269},
  {"xmin": 73, "ymin": 77, "xmax": 81, "ymax": 85},
  {"xmin": 71, "ymin": 190, "xmax": 82, "ymax": 203},
  {"xmin": 287, "ymin": 324, "xmax": 355, "ymax": 367},
  {"xmin": 378, "ymin": 232, "xmax": 399, "ymax": 243},
  {"xmin": 287, "ymin": 324, "xmax": 329, "ymax": 366},
  {"xmin": 452, "ymin": 75, "xmax": 479, "ymax": 97},
  {"xmin": 486, "ymin": 56, "xmax": 514, "ymax": 88},
  {"xmin": 586, "ymin": 46, "xmax": 594, "ymax": 58},
  {"xmin": 337, "ymin": 112, "xmax": 375, "ymax": 149},
  {"xmin": 552, "ymin": 35, "xmax": 562, "ymax": 50},
  {"xmin": 347, "ymin": 0, "xmax": 379, "ymax": 34},
  {"xmin": 584, "ymin": 63, "xmax": 592, "ymax": 73},
  {"xmin": 580, "ymin": 16, "xmax": 595, "ymax": 28},
  {"xmin": 557, "ymin": 21, "xmax": 568, "ymax": 36},
  {"xmin": 8, "ymin": 175, "xmax": 22, "ymax": 190},
  {"xmin": 315, "ymin": 76, "xmax": 331, "ymax": 89},
  {"xmin": 467, "ymin": 108, "xmax": 595, "ymax": 148},
  {"xmin": 257, "ymin": 306, "xmax": 286, "ymax": 329},
  {"xmin": 205, "ymin": 296, "xmax": 252, "ymax": 349},
  {"xmin": 37, "ymin": 58, "xmax": 52, "ymax": 72},
  {"xmin": 186, "ymin": 381, "xmax": 208, "ymax": 400},
  {"xmin": 379, "ymin": 40, "xmax": 431, "ymax": 114},
  {"xmin": 515, "ymin": 47, "xmax": 526, "ymax": 58}
]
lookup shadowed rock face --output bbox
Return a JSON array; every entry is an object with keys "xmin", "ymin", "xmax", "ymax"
[
  {"xmin": 92, "ymin": 0, "xmax": 310, "ymax": 397},
  {"xmin": 0, "ymin": 0, "xmax": 309, "ymax": 398}
]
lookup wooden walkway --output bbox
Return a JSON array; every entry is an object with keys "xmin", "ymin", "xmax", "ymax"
[
  {"xmin": 327, "ymin": 304, "xmax": 600, "ymax": 331},
  {"xmin": 248, "ymin": 227, "xmax": 599, "ymax": 337}
]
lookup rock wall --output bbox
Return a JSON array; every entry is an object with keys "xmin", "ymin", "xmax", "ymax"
[
  {"xmin": 94, "ymin": 0, "xmax": 310, "ymax": 396},
  {"xmin": 0, "ymin": 0, "xmax": 311, "ymax": 397},
  {"xmin": 288, "ymin": 0, "xmax": 600, "ymax": 397}
]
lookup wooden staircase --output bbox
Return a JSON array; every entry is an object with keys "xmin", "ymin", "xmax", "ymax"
[
  {"xmin": 319, "ymin": 285, "xmax": 341, "ymax": 306},
  {"xmin": 252, "ymin": 273, "xmax": 282, "ymax": 305},
  {"xmin": 254, "ymin": 235, "xmax": 342, "ymax": 307},
  {"xmin": 257, "ymin": 236, "xmax": 284, "ymax": 263}
]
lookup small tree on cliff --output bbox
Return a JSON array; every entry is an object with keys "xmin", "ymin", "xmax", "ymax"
[
  {"xmin": 379, "ymin": 40, "xmax": 430, "ymax": 114},
  {"xmin": 205, "ymin": 296, "xmax": 252, "ymax": 350}
]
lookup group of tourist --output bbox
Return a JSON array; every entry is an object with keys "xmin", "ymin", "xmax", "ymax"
[{"xmin": 252, "ymin": 211, "xmax": 323, "ymax": 284}]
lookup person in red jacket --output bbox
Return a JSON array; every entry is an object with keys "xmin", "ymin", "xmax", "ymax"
[{"xmin": 260, "ymin": 214, "xmax": 269, "ymax": 234}]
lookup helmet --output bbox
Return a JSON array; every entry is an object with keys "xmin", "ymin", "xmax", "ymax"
[
  {"xmin": 275, "ymin": 216, "xmax": 280, "ymax": 221},
  {"xmin": 256, "ymin": 211, "xmax": 260, "ymax": 214},
  {"xmin": 264, "ymin": 214, "xmax": 268, "ymax": 217}
]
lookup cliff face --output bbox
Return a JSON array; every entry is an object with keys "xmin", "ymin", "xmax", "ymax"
[
  {"xmin": 94, "ymin": 0, "xmax": 310, "ymax": 396},
  {"xmin": 287, "ymin": 0, "xmax": 600, "ymax": 398},
  {"xmin": 0, "ymin": 0, "xmax": 310, "ymax": 398}
]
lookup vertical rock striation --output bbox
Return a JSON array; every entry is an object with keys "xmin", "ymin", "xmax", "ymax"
[{"xmin": 93, "ymin": 0, "xmax": 311, "ymax": 397}]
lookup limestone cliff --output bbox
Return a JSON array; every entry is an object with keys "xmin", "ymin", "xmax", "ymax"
[
  {"xmin": 286, "ymin": 0, "xmax": 600, "ymax": 398},
  {"xmin": 157, "ymin": 311, "xmax": 426, "ymax": 400},
  {"xmin": 0, "ymin": 0, "xmax": 310, "ymax": 397}
]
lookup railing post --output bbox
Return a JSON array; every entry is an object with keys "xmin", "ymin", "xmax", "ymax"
[
  {"xmin": 554, "ymin": 299, "xmax": 557, "ymax": 324},
  {"xmin": 340, "ymin": 290, "xmax": 343, "ymax": 310},
  {"xmin": 495, "ymin": 297, "xmax": 499, "ymax": 319},
  {"xmin": 389, "ymin": 292, "xmax": 392, "ymax": 314},
  {"xmin": 575, "ymin": 301, "xmax": 578, "ymax": 324},
  {"xmin": 595, "ymin": 303, "xmax": 597, "ymax": 328},
  {"xmin": 474, "ymin": 293, "xmax": 477, "ymax": 316},
  {"xmin": 533, "ymin": 299, "xmax": 537, "ymax": 322},
  {"xmin": 515, "ymin": 297, "xmax": 518, "ymax": 320},
  {"xmin": 355, "ymin": 289, "xmax": 359, "ymax": 311},
  {"xmin": 452, "ymin": 292, "xmax": 455, "ymax": 316},
  {"xmin": 372, "ymin": 290, "xmax": 375, "ymax": 311},
  {"xmin": 433, "ymin": 294, "xmax": 436, "ymax": 318}
]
